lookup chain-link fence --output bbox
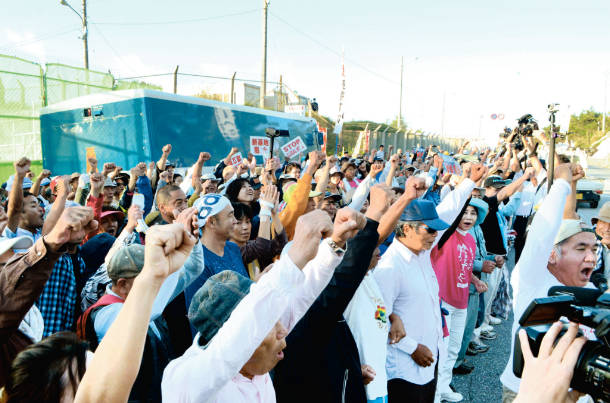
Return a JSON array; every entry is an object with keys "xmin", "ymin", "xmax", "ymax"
[
  {"xmin": 0, "ymin": 54, "xmax": 162, "ymax": 179},
  {"xmin": 0, "ymin": 55, "xmax": 44, "ymax": 163}
]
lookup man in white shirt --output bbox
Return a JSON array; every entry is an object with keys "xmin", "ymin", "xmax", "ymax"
[
  {"xmin": 161, "ymin": 208, "xmax": 365, "ymax": 402},
  {"xmin": 374, "ymin": 164, "xmax": 485, "ymax": 403},
  {"xmin": 500, "ymin": 164, "xmax": 598, "ymax": 402}
]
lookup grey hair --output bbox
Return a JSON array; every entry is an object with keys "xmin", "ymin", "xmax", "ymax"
[
  {"xmin": 395, "ymin": 220, "xmax": 424, "ymax": 237},
  {"xmin": 552, "ymin": 239, "xmax": 567, "ymax": 259}
]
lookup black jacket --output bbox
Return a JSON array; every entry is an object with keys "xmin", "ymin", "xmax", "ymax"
[{"xmin": 273, "ymin": 219, "xmax": 380, "ymax": 403}]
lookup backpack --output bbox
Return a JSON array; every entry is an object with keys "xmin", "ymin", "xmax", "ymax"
[{"xmin": 76, "ymin": 293, "xmax": 124, "ymax": 351}]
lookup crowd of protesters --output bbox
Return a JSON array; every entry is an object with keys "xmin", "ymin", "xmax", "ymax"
[{"xmin": 0, "ymin": 127, "xmax": 607, "ymax": 403}]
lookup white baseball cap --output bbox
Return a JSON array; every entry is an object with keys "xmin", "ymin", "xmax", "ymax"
[{"xmin": 0, "ymin": 236, "xmax": 34, "ymax": 256}]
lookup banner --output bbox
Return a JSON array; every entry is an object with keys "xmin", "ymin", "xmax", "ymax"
[
  {"xmin": 281, "ymin": 136, "xmax": 307, "ymax": 159},
  {"xmin": 249, "ymin": 136, "xmax": 271, "ymax": 157},
  {"xmin": 353, "ymin": 131, "xmax": 364, "ymax": 156},
  {"xmin": 334, "ymin": 48, "xmax": 346, "ymax": 154}
]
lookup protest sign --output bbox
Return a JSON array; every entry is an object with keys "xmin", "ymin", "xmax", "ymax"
[
  {"xmin": 319, "ymin": 127, "xmax": 327, "ymax": 153},
  {"xmin": 440, "ymin": 154, "xmax": 461, "ymax": 175},
  {"xmin": 229, "ymin": 152, "xmax": 243, "ymax": 167},
  {"xmin": 250, "ymin": 136, "xmax": 271, "ymax": 156},
  {"xmin": 86, "ymin": 147, "xmax": 97, "ymax": 173},
  {"xmin": 280, "ymin": 136, "xmax": 307, "ymax": 159}
]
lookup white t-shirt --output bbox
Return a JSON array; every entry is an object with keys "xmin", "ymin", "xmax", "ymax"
[
  {"xmin": 344, "ymin": 272, "xmax": 389, "ymax": 401},
  {"xmin": 500, "ymin": 179, "xmax": 597, "ymax": 393}
]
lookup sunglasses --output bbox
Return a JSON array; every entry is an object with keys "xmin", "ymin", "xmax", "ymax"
[{"xmin": 419, "ymin": 224, "xmax": 438, "ymax": 234}]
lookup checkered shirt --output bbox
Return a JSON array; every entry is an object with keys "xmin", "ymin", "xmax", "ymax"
[{"xmin": 36, "ymin": 253, "xmax": 85, "ymax": 337}]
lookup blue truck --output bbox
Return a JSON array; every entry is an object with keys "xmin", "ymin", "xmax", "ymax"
[{"xmin": 40, "ymin": 89, "xmax": 320, "ymax": 174}]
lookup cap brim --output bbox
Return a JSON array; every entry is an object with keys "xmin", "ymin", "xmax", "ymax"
[
  {"xmin": 0, "ymin": 236, "xmax": 34, "ymax": 255},
  {"xmin": 309, "ymin": 191, "xmax": 323, "ymax": 198},
  {"xmin": 423, "ymin": 217, "xmax": 450, "ymax": 231}
]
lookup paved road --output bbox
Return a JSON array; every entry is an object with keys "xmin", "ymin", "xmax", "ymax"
[{"xmin": 451, "ymin": 165, "xmax": 610, "ymax": 402}]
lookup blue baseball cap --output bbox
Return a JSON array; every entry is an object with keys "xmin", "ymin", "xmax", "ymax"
[{"xmin": 400, "ymin": 199, "xmax": 450, "ymax": 231}]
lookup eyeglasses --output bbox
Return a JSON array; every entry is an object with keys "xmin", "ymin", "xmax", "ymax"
[{"xmin": 418, "ymin": 224, "xmax": 438, "ymax": 234}]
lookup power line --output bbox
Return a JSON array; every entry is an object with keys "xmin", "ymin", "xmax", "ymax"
[
  {"xmin": 90, "ymin": 24, "xmax": 139, "ymax": 75},
  {"xmin": 0, "ymin": 27, "xmax": 79, "ymax": 50},
  {"xmin": 269, "ymin": 12, "xmax": 399, "ymax": 85},
  {"xmin": 91, "ymin": 8, "xmax": 260, "ymax": 26},
  {"xmin": 117, "ymin": 72, "xmax": 281, "ymax": 85}
]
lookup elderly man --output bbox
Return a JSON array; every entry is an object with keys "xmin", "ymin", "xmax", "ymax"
[
  {"xmin": 374, "ymin": 164, "xmax": 485, "ymax": 403},
  {"xmin": 145, "ymin": 184, "xmax": 188, "ymax": 226},
  {"xmin": 162, "ymin": 208, "xmax": 363, "ymax": 402},
  {"xmin": 500, "ymin": 164, "xmax": 598, "ymax": 402},
  {"xmin": 592, "ymin": 202, "xmax": 610, "ymax": 280}
]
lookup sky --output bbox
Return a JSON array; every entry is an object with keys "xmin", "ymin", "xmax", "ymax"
[{"xmin": 3, "ymin": 0, "xmax": 610, "ymax": 143}]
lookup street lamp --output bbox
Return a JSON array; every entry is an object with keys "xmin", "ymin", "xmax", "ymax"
[{"xmin": 60, "ymin": 0, "xmax": 89, "ymax": 69}]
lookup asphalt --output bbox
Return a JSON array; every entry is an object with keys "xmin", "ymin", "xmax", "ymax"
[
  {"xmin": 451, "ymin": 164, "xmax": 610, "ymax": 402},
  {"xmin": 451, "ymin": 249, "xmax": 515, "ymax": 403}
]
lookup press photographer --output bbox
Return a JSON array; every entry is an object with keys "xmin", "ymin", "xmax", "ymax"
[{"xmin": 500, "ymin": 162, "xmax": 599, "ymax": 402}]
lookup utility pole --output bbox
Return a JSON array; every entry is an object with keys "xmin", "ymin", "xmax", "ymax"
[
  {"xmin": 173, "ymin": 65, "xmax": 179, "ymax": 94},
  {"xmin": 230, "ymin": 72, "xmax": 236, "ymax": 103},
  {"xmin": 82, "ymin": 0, "xmax": 89, "ymax": 69},
  {"xmin": 60, "ymin": 0, "xmax": 89, "ymax": 69},
  {"xmin": 440, "ymin": 91, "xmax": 447, "ymax": 137},
  {"xmin": 259, "ymin": 0, "xmax": 269, "ymax": 109},
  {"xmin": 603, "ymin": 74, "xmax": 607, "ymax": 135},
  {"xmin": 398, "ymin": 56, "xmax": 403, "ymax": 129},
  {"xmin": 278, "ymin": 75, "xmax": 283, "ymax": 111}
]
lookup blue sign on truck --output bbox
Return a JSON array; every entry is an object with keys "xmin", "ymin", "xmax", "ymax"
[{"xmin": 40, "ymin": 89, "xmax": 320, "ymax": 174}]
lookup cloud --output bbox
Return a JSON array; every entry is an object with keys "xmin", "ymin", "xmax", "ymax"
[{"xmin": 2, "ymin": 28, "xmax": 48, "ymax": 63}]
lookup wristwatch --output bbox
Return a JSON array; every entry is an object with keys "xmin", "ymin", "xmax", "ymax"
[{"xmin": 326, "ymin": 238, "xmax": 346, "ymax": 256}]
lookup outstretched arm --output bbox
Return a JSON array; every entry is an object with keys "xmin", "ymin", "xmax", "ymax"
[
  {"xmin": 7, "ymin": 158, "xmax": 30, "ymax": 233},
  {"xmin": 75, "ymin": 224, "xmax": 196, "ymax": 403}
]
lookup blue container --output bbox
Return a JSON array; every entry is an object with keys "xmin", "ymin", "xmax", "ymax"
[{"xmin": 40, "ymin": 89, "xmax": 320, "ymax": 174}]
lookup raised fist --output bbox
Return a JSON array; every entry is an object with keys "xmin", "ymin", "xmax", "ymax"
[
  {"xmin": 162, "ymin": 144, "xmax": 172, "ymax": 155},
  {"xmin": 44, "ymin": 206, "xmax": 98, "ymax": 251},
  {"xmin": 14, "ymin": 157, "xmax": 31, "ymax": 178},
  {"xmin": 331, "ymin": 207, "xmax": 367, "ymax": 247},
  {"xmin": 469, "ymin": 163, "xmax": 486, "ymax": 183},
  {"xmin": 290, "ymin": 210, "xmax": 333, "ymax": 269}
]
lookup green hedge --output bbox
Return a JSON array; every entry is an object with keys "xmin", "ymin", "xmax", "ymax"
[{"xmin": 0, "ymin": 160, "xmax": 43, "ymax": 184}]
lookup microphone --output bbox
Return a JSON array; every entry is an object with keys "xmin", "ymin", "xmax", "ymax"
[
  {"xmin": 590, "ymin": 273, "xmax": 609, "ymax": 293},
  {"xmin": 548, "ymin": 286, "xmax": 602, "ymax": 306}
]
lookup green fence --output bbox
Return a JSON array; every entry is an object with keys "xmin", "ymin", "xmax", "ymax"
[{"xmin": 0, "ymin": 54, "xmax": 159, "ymax": 180}]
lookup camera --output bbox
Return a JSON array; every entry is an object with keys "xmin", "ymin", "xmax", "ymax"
[
  {"xmin": 503, "ymin": 114, "xmax": 539, "ymax": 151},
  {"xmin": 265, "ymin": 128, "xmax": 290, "ymax": 138},
  {"xmin": 548, "ymin": 103, "xmax": 560, "ymax": 114},
  {"xmin": 500, "ymin": 127, "xmax": 513, "ymax": 138},
  {"xmin": 514, "ymin": 281, "xmax": 610, "ymax": 402}
]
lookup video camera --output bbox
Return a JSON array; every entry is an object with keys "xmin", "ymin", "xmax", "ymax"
[
  {"xmin": 514, "ymin": 275, "xmax": 610, "ymax": 402},
  {"xmin": 508, "ymin": 114, "xmax": 539, "ymax": 151},
  {"xmin": 265, "ymin": 127, "xmax": 290, "ymax": 160}
]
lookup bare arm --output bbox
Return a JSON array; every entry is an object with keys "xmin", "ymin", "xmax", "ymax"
[
  {"xmin": 156, "ymin": 144, "xmax": 171, "ymax": 171},
  {"xmin": 496, "ymin": 168, "xmax": 534, "ymax": 202},
  {"xmin": 315, "ymin": 155, "xmax": 335, "ymax": 195},
  {"xmin": 31, "ymin": 169, "xmax": 50, "ymax": 196},
  {"xmin": 42, "ymin": 176, "xmax": 70, "ymax": 235},
  {"xmin": 75, "ymin": 224, "xmax": 196, "ymax": 403},
  {"xmin": 563, "ymin": 164, "xmax": 583, "ymax": 219},
  {"xmin": 377, "ymin": 177, "xmax": 424, "ymax": 244},
  {"xmin": 223, "ymin": 147, "xmax": 239, "ymax": 166},
  {"xmin": 385, "ymin": 154, "xmax": 398, "ymax": 187},
  {"xmin": 7, "ymin": 158, "xmax": 30, "ymax": 233}
]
